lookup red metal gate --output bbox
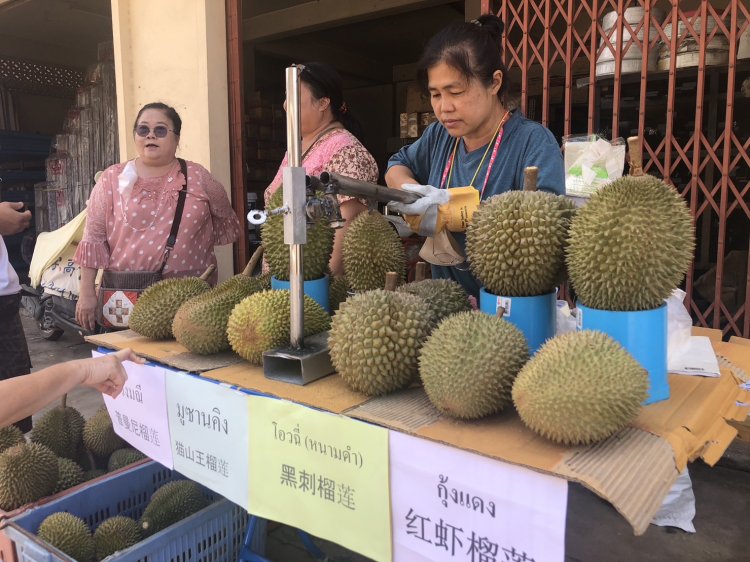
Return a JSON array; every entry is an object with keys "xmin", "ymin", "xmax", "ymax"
[{"xmin": 491, "ymin": 0, "xmax": 750, "ymax": 338}]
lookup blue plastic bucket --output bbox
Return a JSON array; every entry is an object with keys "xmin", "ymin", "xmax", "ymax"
[
  {"xmin": 479, "ymin": 289, "xmax": 556, "ymax": 354},
  {"xmin": 577, "ymin": 303, "xmax": 669, "ymax": 405},
  {"xmin": 271, "ymin": 275, "xmax": 330, "ymax": 313}
]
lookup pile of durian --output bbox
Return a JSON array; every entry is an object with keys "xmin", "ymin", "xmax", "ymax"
[
  {"xmin": 129, "ymin": 155, "xmax": 695, "ymax": 447},
  {"xmin": 129, "ymin": 207, "xmax": 408, "ymax": 362},
  {"xmin": 31, "ymin": 479, "xmax": 209, "ymax": 561},
  {"xmin": 0, "ymin": 405, "xmax": 148, "ymax": 513}
]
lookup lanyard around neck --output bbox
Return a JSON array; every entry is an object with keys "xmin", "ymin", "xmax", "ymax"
[{"xmin": 440, "ymin": 110, "xmax": 511, "ymax": 198}]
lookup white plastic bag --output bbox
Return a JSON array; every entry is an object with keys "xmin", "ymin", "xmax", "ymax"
[
  {"xmin": 666, "ymin": 289, "xmax": 693, "ymax": 361},
  {"xmin": 563, "ymin": 134, "xmax": 626, "ymax": 197},
  {"xmin": 555, "ymin": 300, "xmax": 577, "ymax": 335},
  {"xmin": 651, "ymin": 468, "xmax": 696, "ymax": 533}
]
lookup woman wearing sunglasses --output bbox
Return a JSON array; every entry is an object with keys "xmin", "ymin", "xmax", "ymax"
[
  {"xmin": 264, "ymin": 62, "xmax": 378, "ymax": 276},
  {"xmin": 73, "ymin": 102, "xmax": 240, "ymax": 331}
]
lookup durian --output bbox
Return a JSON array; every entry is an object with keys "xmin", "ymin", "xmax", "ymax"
[
  {"xmin": 567, "ymin": 175, "xmax": 694, "ymax": 311},
  {"xmin": 512, "ymin": 330, "xmax": 648, "ymax": 445},
  {"xmin": 83, "ymin": 409, "xmax": 127, "ymax": 459},
  {"xmin": 329, "ymin": 290, "xmax": 432, "ymax": 395},
  {"xmin": 0, "ymin": 442, "xmax": 58, "ymax": 510},
  {"xmin": 227, "ymin": 290, "xmax": 331, "ymax": 364},
  {"xmin": 466, "ymin": 190, "xmax": 575, "ymax": 296},
  {"xmin": 0, "ymin": 425, "xmax": 24, "ymax": 454},
  {"xmin": 262, "ymin": 188, "xmax": 334, "ymax": 280},
  {"xmin": 54, "ymin": 457, "xmax": 84, "ymax": 493},
  {"xmin": 30, "ymin": 404, "xmax": 85, "ymax": 460},
  {"xmin": 419, "ymin": 312, "xmax": 529, "ymax": 419},
  {"xmin": 107, "ymin": 448, "xmax": 147, "ymax": 472},
  {"xmin": 397, "ymin": 279, "xmax": 472, "ymax": 326},
  {"xmin": 329, "ymin": 275, "xmax": 350, "ymax": 312},
  {"xmin": 94, "ymin": 516, "xmax": 141, "ymax": 559},
  {"xmin": 172, "ymin": 268, "xmax": 266, "ymax": 355},
  {"xmin": 140, "ymin": 480, "xmax": 210, "ymax": 537},
  {"xmin": 343, "ymin": 211, "xmax": 406, "ymax": 291},
  {"xmin": 129, "ymin": 265, "xmax": 215, "ymax": 339},
  {"xmin": 37, "ymin": 512, "xmax": 95, "ymax": 562}
]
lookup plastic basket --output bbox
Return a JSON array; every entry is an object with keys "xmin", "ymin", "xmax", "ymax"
[
  {"xmin": 4, "ymin": 461, "xmax": 253, "ymax": 562},
  {"xmin": 0, "ymin": 461, "xmax": 150, "ymax": 562}
]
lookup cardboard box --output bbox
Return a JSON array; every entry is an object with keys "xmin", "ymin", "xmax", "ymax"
[
  {"xmin": 87, "ymin": 332, "xmax": 750, "ymax": 536},
  {"xmin": 405, "ymin": 81, "xmax": 432, "ymax": 113},
  {"xmin": 407, "ymin": 113, "xmax": 419, "ymax": 138},
  {"xmin": 399, "ymin": 113, "xmax": 409, "ymax": 139}
]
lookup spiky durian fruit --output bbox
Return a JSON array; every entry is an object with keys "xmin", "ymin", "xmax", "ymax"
[
  {"xmin": 0, "ymin": 442, "xmax": 58, "ymax": 510},
  {"xmin": 343, "ymin": 211, "xmax": 406, "ymax": 291},
  {"xmin": 466, "ymin": 191, "xmax": 575, "ymax": 296},
  {"xmin": 172, "ymin": 274, "xmax": 266, "ymax": 354},
  {"xmin": 83, "ymin": 409, "xmax": 127, "ymax": 459},
  {"xmin": 94, "ymin": 516, "xmax": 141, "ymax": 559},
  {"xmin": 37, "ymin": 512, "xmax": 95, "ymax": 562},
  {"xmin": 107, "ymin": 448, "xmax": 147, "ymax": 472},
  {"xmin": 0, "ymin": 425, "xmax": 24, "ymax": 454},
  {"xmin": 567, "ymin": 175, "xmax": 694, "ymax": 310},
  {"xmin": 329, "ymin": 290, "xmax": 432, "ymax": 396},
  {"xmin": 419, "ymin": 312, "xmax": 528, "ymax": 419},
  {"xmin": 397, "ymin": 279, "xmax": 472, "ymax": 326},
  {"xmin": 54, "ymin": 457, "xmax": 85, "ymax": 493},
  {"xmin": 227, "ymin": 290, "xmax": 331, "ymax": 364},
  {"xmin": 30, "ymin": 405, "xmax": 85, "ymax": 460},
  {"xmin": 262, "ymin": 188, "xmax": 334, "ymax": 280},
  {"xmin": 140, "ymin": 480, "xmax": 210, "ymax": 537},
  {"xmin": 329, "ymin": 275, "xmax": 350, "ymax": 312},
  {"xmin": 512, "ymin": 330, "xmax": 648, "ymax": 445},
  {"xmin": 130, "ymin": 274, "xmax": 212, "ymax": 339}
]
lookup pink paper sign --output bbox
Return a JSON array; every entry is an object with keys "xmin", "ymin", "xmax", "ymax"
[{"xmin": 96, "ymin": 351, "xmax": 174, "ymax": 468}]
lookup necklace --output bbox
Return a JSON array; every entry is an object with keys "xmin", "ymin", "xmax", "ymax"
[{"xmin": 441, "ymin": 110, "xmax": 511, "ymax": 198}]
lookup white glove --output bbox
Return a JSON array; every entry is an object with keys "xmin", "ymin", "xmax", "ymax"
[{"xmin": 388, "ymin": 184, "xmax": 450, "ymax": 215}]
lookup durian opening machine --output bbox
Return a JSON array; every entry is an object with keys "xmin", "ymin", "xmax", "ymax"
[{"xmin": 247, "ymin": 65, "xmax": 419, "ymax": 385}]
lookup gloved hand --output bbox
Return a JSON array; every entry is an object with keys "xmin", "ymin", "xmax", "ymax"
[{"xmin": 389, "ymin": 184, "xmax": 479, "ymax": 236}]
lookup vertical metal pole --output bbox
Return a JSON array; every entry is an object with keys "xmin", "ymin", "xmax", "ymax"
[{"xmin": 285, "ymin": 66, "xmax": 304, "ymax": 347}]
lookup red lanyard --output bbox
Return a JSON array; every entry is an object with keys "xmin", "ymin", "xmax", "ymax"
[{"xmin": 439, "ymin": 117, "xmax": 508, "ymax": 198}]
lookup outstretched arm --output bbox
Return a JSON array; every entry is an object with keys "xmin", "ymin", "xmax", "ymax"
[{"xmin": 0, "ymin": 348, "xmax": 143, "ymax": 427}]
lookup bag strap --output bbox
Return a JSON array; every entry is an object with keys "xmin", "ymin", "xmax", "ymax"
[{"xmin": 159, "ymin": 158, "xmax": 188, "ymax": 273}]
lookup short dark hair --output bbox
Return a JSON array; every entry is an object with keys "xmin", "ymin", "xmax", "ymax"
[
  {"xmin": 300, "ymin": 62, "xmax": 363, "ymax": 140},
  {"xmin": 133, "ymin": 102, "xmax": 182, "ymax": 136},
  {"xmin": 416, "ymin": 14, "xmax": 509, "ymax": 101}
]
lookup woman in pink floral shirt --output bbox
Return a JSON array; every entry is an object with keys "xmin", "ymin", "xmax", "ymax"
[
  {"xmin": 74, "ymin": 102, "xmax": 240, "ymax": 330},
  {"xmin": 265, "ymin": 62, "xmax": 378, "ymax": 275}
]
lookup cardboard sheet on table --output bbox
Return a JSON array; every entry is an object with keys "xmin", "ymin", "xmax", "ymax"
[
  {"xmin": 347, "ymin": 345, "xmax": 749, "ymax": 536},
  {"xmin": 202, "ymin": 363, "xmax": 371, "ymax": 414},
  {"xmin": 85, "ymin": 331, "xmax": 243, "ymax": 372}
]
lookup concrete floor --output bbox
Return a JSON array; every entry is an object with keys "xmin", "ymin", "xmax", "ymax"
[{"xmin": 19, "ymin": 312, "xmax": 750, "ymax": 562}]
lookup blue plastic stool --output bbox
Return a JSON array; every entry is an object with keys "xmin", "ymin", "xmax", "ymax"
[{"xmin": 479, "ymin": 288, "xmax": 556, "ymax": 354}]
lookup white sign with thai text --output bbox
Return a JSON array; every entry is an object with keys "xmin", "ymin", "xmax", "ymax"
[
  {"xmin": 166, "ymin": 373, "xmax": 250, "ymax": 510},
  {"xmin": 96, "ymin": 350, "xmax": 174, "ymax": 469},
  {"xmin": 391, "ymin": 432, "xmax": 567, "ymax": 562}
]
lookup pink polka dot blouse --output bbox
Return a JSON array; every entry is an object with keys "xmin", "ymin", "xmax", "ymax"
[{"xmin": 74, "ymin": 160, "xmax": 240, "ymax": 280}]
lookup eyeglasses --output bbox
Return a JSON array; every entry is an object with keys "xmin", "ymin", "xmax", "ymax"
[{"xmin": 134, "ymin": 125, "xmax": 175, "ymax": 138}]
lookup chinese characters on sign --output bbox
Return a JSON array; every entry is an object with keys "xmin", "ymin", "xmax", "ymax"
[
  {"xmin": 166, "ymin": 374, "xmax": 250, "ymax": 510},
  {"xmin": 248, "ymin": 396, "xmax": 391, "ymax": 562},
  {"xmin": 279, "ymin": 463, "xmax": 356, "ymax": 510},
  {"xmin": 97, "ymin": 351, "xmax": 174, "ymax": 468},
  {"xmin": 390, "ymin": 432, "xmax": 567, "ymax": 562}
]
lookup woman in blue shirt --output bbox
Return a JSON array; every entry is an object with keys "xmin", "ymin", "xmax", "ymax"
[{"xmin": 386, "ymin": 14, "xmax": 565, "ymax": 297}]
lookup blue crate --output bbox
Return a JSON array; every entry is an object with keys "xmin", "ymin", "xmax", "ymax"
[{"xmin": 4, "ymin": 462, "xmax": 253, "ymax": 562}]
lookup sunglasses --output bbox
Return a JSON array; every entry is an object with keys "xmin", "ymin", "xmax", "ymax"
[{"xmin": 134, "ymin": 125, "xmax": 175, "ymax": 138}]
